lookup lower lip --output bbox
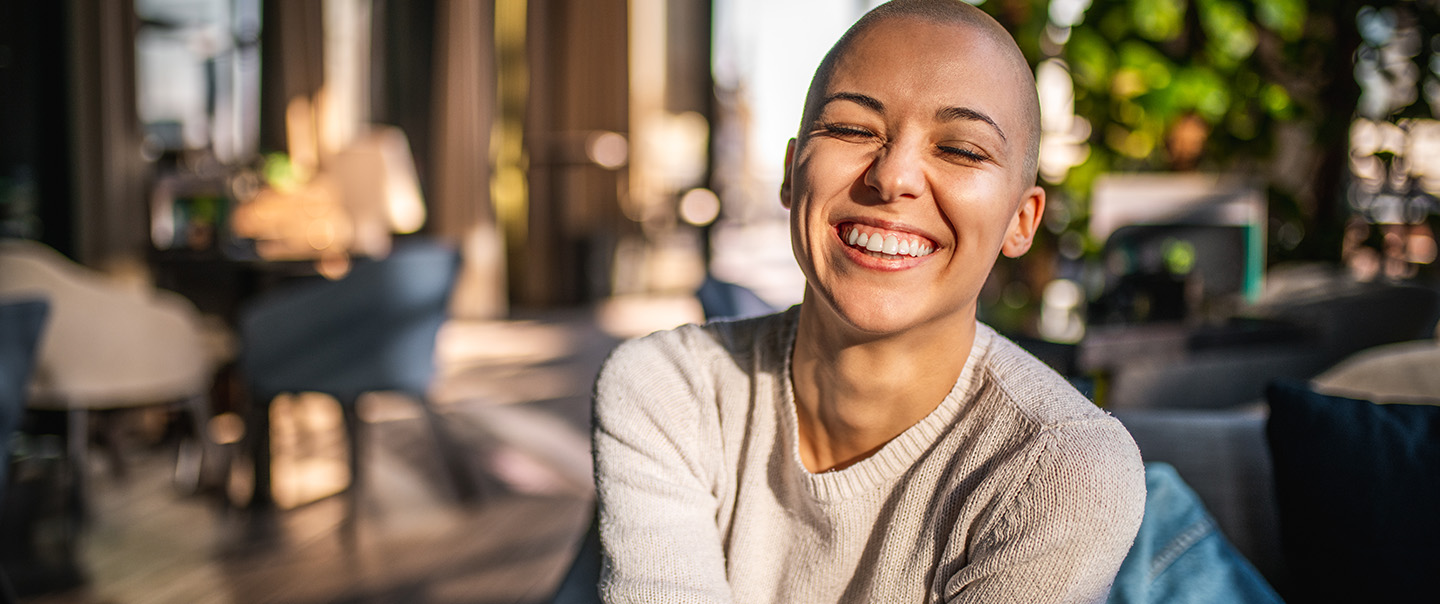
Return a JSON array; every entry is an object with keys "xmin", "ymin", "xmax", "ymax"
[{"xmin": 835, "ymin": 227, "xmax": 931, "ymax": 271}]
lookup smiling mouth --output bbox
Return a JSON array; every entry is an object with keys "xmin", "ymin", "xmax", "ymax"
[{"xmin": 840, "ymin": 223, "xmax": 936, "ymax": 259}]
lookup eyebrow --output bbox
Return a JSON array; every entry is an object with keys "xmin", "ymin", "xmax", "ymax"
[
  {"xmin": 822, "ymin": 91, "xmax": 885, "ymax": 113},
  {"xmin": 937, "ymin": 106, "xmax": 1007, "ymax": 143},
  {"xmin": 820, "ymin": 92, "xmax": 1007, "ymax": 143}
]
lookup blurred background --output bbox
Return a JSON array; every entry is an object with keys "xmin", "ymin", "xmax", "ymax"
[
  {"xmin": 4, "ymin": 0, "xmax": 1440, "ymax": 333},
  {"xmin": 1, "ymin": 0, "xmax": 1438, "ymax": 602}
]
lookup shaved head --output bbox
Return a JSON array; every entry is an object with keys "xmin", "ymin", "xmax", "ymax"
[{"xmin": 800, "ymin": 0, "xmax": 1041, "ymax": 183}]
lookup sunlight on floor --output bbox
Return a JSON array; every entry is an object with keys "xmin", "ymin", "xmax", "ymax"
[
  {"xmin": 18, "ymin": 309, "xmax": 616, "ymax": 604},
  {"xmin": 435, "ymin": 320, "xmax": 580, "ymax": 368}
]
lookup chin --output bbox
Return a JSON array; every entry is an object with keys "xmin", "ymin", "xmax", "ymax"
[{"xmin": 814, "ymin": 289, "xmax": 951, "ymax": 338}]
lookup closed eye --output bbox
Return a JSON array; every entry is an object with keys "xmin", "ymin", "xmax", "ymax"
[
  {"xmin": 938, "ymin": 145, "xmax": 990, "ymax": 163},
  {"xmin": 819, "ymin": 122, "xmax": 877, "ymax": 140}
]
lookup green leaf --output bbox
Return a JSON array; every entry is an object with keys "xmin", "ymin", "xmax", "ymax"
[
  {"xmin": 1174, "ymin": 66, "xmax": 1231, "ymax": 122},
  {"xmin": 1067, "ymin": 28, "xmax": 1118, "ymax": 91},
  {"xmin": 1228, "ymin": 108, "xmax": 1258, "ymax": 140},
  {"xmin": 1256, "ymin": 0, "xmax": 1307, "ymax": 41},
  {"xmin": 1261, "ymin": 83, "xmax": 1295, "ymax": 118},
  {"xmin": 1118, "ymin": 40, "xmax": 1175, "ymax": 88},
  {"xmin": 1198, "ymin": 0, "xmax": 1258, "ymax": 62},
  {"xmin": 1131, "ymin": 0, "xmax": 1187, "ymax": 42}
]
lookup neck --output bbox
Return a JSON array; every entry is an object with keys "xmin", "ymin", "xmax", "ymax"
[{"xmin": 790, "ymin": 296, "xmax": 977, "ymax": 473}]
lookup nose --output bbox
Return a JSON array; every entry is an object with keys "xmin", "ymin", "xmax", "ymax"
[{"xmin": 864, "ymin": 140, "xmax": 926, "ymax": 202}]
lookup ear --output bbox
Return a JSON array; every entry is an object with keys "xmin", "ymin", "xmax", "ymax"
[
  {"xmin": 1001, "ymin": 185, "xmax": 1045, "ymax": 258},
  {"xmin": 780, "ymin": 138, "xmax": 797, "ymax": 209}
]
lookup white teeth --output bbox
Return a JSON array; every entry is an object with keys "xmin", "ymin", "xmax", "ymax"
[{"xmin": 844, "ymin": 225, "xmax": 934, "ymax": 258}]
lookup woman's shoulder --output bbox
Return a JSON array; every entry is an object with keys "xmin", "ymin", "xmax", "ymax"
[
  {"xmin": 978, "ymin": 328, "xmax": 1112, "ymax": 429},
  {"xmin": 970, "ymin": 328, "xmax": 1143, "ymax": 489},
  {"xmin": 592, "ymin": 308, "xmax": 796, "ymax": 454}
]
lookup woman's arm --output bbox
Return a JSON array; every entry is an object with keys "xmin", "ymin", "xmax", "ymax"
[
  {"xmin": 945, "ymin": 419, "xmax": 1146, "ymax": 604},
  {"xmin": 592, "ymin": 334, "xmax": 735, "ymax": 604}
]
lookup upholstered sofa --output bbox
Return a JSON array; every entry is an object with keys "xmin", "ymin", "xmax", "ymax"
[{"xmin": 1109, "ymin": 283, "xmax": 1440, "ymax": 602}]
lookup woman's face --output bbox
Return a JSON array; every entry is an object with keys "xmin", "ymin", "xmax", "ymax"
[{"xmin": 782, "ymin": 16, "xmax": 1044, "ymax": 338}]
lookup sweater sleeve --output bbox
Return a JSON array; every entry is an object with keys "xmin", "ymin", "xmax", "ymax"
[
  {"xmin": 592, "ymin": 332, "xmax": 735, "ymax": 604},
  {"xmin": 944, "ymin": 418, "xmax": 1146, "ymax": 604}
]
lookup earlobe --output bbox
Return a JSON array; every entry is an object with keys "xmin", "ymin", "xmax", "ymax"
[
  {"xmin": 1001, "ymin": 186, "xmax": 1046, "ymax": 258},
  {"xmin": 780, "ymin": 138, "xmax": 796, "ymax": 209}
]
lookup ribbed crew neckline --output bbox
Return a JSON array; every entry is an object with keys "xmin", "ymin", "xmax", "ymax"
[{"xmin": 779, "ymin": 308, "xmax": 994, "ymax": 502}]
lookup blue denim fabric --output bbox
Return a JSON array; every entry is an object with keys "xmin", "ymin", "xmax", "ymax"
[{"xmin": 1108, "ymin": 463, "xmax": 1282, "ymax": 604}]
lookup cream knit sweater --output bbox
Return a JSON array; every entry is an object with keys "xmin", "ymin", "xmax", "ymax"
[{"xmin": 593, "ymin": 307, "xmax": 1145, "ymax": 603}]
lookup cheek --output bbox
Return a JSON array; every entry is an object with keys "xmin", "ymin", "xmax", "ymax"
[
  {"xmin": 941, "ymin": 190, "xmax": 1019, "ymax": 251},
  {"xmin": 797, "ymin": 146, "xmax": 870, "ymax": 192},
  {"xmin": 790, "ymin": 156, "xmax": 854, "ymax": 233},
  {"xmin": 788, "ymin": 197, "xmax": 825, "ymax": 277}
]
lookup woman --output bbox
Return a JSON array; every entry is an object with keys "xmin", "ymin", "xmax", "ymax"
[{"xmin": 592, "ymin": 1, "xmax": 1146, "ymax": 602}]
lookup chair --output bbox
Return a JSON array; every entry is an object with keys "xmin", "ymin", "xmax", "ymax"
[
  {"xmin": 0, "ymin": 299, "xmax": 49, "ymax": 496},
  {"xmin": 0, "ymin": 299, "xmax": 53, "ymax": 599},
  {"xmin": 0, "ymin": 239, "xmax": 222, "ymax": 507},
  {"xmin": 1312, "ymin": 338, "xmax": 1440, "ymax": 401},
  {"xmin": 696, "ymin": 275, "xmax": 777, "ymax": 322},
  {"xmin": 238, "ymin": 237, "xmax": 476, "ymax": 513}
]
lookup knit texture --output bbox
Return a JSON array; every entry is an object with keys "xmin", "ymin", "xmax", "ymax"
[{"xmin": 593, "ymin": 306, "xmax": 1145, "ymax": 603}]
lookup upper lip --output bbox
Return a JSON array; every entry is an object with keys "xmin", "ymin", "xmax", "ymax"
[{"xmin": 835, "ymin": 217, "xmax": 941, "ymax": 249}]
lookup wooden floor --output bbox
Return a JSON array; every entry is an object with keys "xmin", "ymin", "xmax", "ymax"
[{"xmin": 8, "ymin": 304, "xmax": 683, "ymax": 604}]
